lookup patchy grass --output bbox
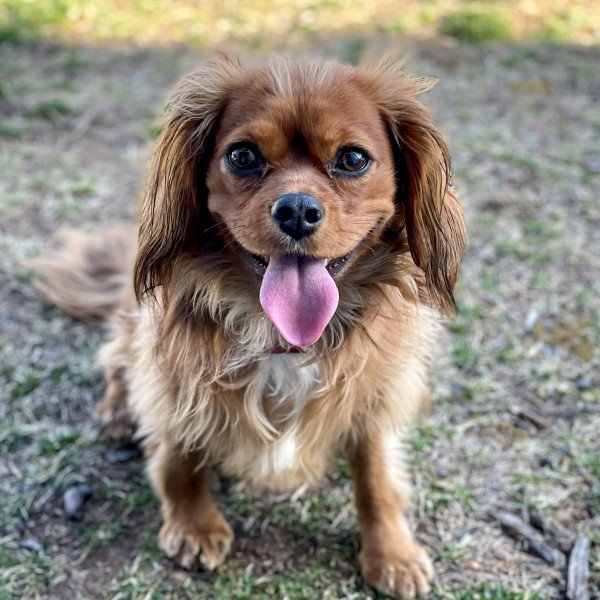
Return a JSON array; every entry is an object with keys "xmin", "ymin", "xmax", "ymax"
[
  {"xmin": 0, "ymin": 543, "xmax": 61, "ymax": 599},
  {"xmin": 24, "ymin": 98, "xmax": 73, "ymax": 121},
  {"xmin": 0, "ymin": 36, "xmax": 599, "ymax": 600},
  {"xmin": 440, "ymin": 8, "xmax": 513, "ymax": 44},
  {"xmin": 431, "ymin": 586, "xmax": 541, "ymax": 600},
  {"xmin": 81, "ymin": 522, "xmax": 123, "ymax": 553},
  {"xmin": 0, "ymin": 0, "xmax": 599, "ymax": 46}
]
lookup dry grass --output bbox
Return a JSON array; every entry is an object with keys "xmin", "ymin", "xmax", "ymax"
[{"xmin": 0, "ymin": 24, "xmax": 599, "ymax": 600}]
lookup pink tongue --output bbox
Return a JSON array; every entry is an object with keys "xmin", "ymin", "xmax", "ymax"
[{"xmin": 259, "ymin": 254, "xmax": 339, "ymax": 347}]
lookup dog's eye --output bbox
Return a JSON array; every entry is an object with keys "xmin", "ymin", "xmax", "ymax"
[
  {"xmin": 333, "ymin": 147, "xmax": 370, "ymax": 176},
  {"xmin": 226, "ymin": 144, "xmax": 263, "ymax": 174}
]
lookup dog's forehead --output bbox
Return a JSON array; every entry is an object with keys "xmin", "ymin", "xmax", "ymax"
[{"xmin": 215, "ymin": 64, "xmax": 387, "ymax": 156}]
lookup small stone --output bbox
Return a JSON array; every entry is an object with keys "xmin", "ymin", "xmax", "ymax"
[
  {"xmin": 450, "ymin": 382, "xmax": 470, "ymax": 399},
  {"xmin": 104, "ymin": 446, "xmax": 142, "ymax": 464},
  {"xmin": 434, "ymin": 465, "xmax": 449, "ymax": 478},
  {"xmin": 78, "ymin": 483, "xmax": 93, "ymax": 501},
  {"xmin": 493, "ymin": 547, "xmax": 510, "ymax": 561},
  {"xmin": 463, "ymin": 560, "xmax": 480, "ymax": 570},
  {"xmin": 482, "ymin": 293, "xmax": 497, "ymax": 306},
  {"xmin": 21, "ymin": 538, "xmax": 43, "ymax": 552},
  {"xmin": 522, "ymin": 308, "xmax": 540, "ymax": 334},
  {"xmin": 63, "ymin": 483, "xmax": 92, "ymax": 521},
  {"xmin": 575, "ymin": 377, "xmax": 592, "ymax": 391}
]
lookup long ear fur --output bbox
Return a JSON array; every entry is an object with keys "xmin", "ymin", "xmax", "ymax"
[
  {"xmin": 134, "ymin": 55, "xmax": 243, "ymax": 300},
  {"xmin": 355, "ymin": 58, "xmax": 467, "ymax": 314}
]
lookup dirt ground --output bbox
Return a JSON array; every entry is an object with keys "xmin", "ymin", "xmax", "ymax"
[{"xmin": 0, "ymin": 38, "xmax": 599, "ymax": 599}]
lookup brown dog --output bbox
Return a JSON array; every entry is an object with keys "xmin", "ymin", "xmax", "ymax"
[{"xmin": 33, "ymin": 56, "xmax": 466, "ymax": 598}]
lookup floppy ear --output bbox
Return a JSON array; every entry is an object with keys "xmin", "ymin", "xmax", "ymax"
[
  {"xmin": 134, "ymin": 56, "xmax": 242, "ymax": 300},
  {"xmin": 355, "ymin": 58, "xmax": 467, "ymax": 314}
]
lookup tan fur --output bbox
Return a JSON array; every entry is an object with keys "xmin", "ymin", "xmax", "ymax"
[
  {"xmin": 32, "ymin": 56, "xmax": 466, "ymax": 599},
  {"xmin": 29, "ymin": 226, "xmax": 137, "ymax": 321}
]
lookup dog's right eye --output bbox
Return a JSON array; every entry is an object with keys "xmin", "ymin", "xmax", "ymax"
[{"xmin": 226, "ymin": 144, "xmax": 263, "ymax": 174}]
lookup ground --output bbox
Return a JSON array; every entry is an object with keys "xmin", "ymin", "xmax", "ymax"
[{"xmin": 0, "ymin": 35, "xmax": 599, "ymax": 600}]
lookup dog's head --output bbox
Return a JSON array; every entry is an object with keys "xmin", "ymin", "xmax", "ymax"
[{"xmin": 135, "ymin": 56, "xmax": 466, "ymax": 347}]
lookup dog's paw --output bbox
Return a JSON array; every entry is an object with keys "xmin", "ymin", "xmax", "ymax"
[
  {"xmin": 360, "ymin": 543, "xmax": 433, "ymax": 599},
  {"xmin": 159, "ymin": 514, "xmax": 233, "ymax": 571}
]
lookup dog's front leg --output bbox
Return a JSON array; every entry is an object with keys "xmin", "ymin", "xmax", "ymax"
[
  {"xmin": 349, "ymin": 430, "xmax": 433, "ymax": 599},
  {"xmin": 146, "ymin": 440, "xmax": 233, "ymax": 571}
]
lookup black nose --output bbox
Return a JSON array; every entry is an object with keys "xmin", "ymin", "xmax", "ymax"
[{"xmin": 271, "ymin": 194, "xmax": 324, "ymax": 241}]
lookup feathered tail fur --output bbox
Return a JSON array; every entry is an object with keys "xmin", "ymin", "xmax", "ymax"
[{"xmin": 29, "ymin": 226, "xmax": 137, "ymax": 321}]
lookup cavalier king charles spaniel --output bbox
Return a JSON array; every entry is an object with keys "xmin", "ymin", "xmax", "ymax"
[{"xmin": 33, "ymin": 55, "xmax": 466, "ymax": 598}]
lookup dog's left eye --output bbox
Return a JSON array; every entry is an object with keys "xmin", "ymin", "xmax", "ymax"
[
  {"xmin": 333, "ymin": 147, "xmax": 371, "ymax": 176},
  {"xmin": 226, "ymin": 144, "xmax": 263, "ymax": 174}
]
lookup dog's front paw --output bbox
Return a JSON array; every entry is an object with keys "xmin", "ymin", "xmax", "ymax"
[
  {"xmin": 159, "ymin": 514, "xmax": 233, "ymax": 571},
  {"xmin": 360, "ymin": 543, "xmax": 433, "ymax": 599}
]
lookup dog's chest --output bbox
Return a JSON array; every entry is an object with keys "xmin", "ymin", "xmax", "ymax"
[
  {"xmin": 222, "ymin": 355, "xmax": 324, "ymax": 486},
  {"xmin": 256, "ymin": 354, "xmax": 321, "ymax": 409}
]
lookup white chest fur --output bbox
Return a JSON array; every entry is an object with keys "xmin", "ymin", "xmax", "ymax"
[
  {"xmin": 222, "ymin": 354, "xmax": 322, "ymax": 483},
  {"xmin": 255, "ymin": 354, "xmax": 322, "ymax": 413}
]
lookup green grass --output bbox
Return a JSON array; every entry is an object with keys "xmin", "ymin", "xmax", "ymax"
[
  {"xmin": 408, "ymin": 422, "xmax": 455, "ymax": 454},
  {"xmin": 37, "ymin": 430, "xmax": 80, "ymax": 455},
  {"xmin": 496, "ymin": 342, "xmax": 523, "ymax": 364},
  {"xmin": 0, "ymin": 544, "xmax": 60, "ymax": 599},
  {"xmin": 440, "ymin": 8, "xmax": 512, "ymax": 44},
  {"xmin": 495, "ymin": 152, "xmax": 560, "ymax": 182},
  {"xmin": 25, "ymin": 98, "xmax": 72, "ymax": 121},
  {"xmin": 81, "ymin": 522, "xmax": 123, "ymax": 552},
  {"xmin": 111, "ymin": 565, "xmax": 362, "ymax": 600},
  {"xmin": 0, "ymin": 120, "xmax": 26, "ymax": 139},
  {"xmin": 431, "ymin": 584, "xmax": 541, "ymax": 600},
  {"xmin": 439, "ymin": 543, "xmax": 467, "ymax": 565},
  {"xmin": 69, "ymin": 181, "xmax": 95, "ymax": 198},
  {"xmin": 417, "ymin": 481, "xmax": 475, "ymax": 515},
  {"xmin": 334, "ymin": 37, "xmax": 367, "ymax": 65},
  {"xmin": 9, "ymin": 373, "xmax": 41, "ymax": 400},
  {"xmin": 452, "ymin": 341, "xmax": 480, "ymax": 371},
  {"xmin": 0, "ymin": 193, "xmax": 26, "ymax": 216},
  {"xmin": 52, "ymin": 199, "xmax": 86, "ymax": 220},
  {"xmin": 0, "ymin": 0, "xmax": 598, "ymax": 46},
  {"xmin": 110, "ymin": 568, "xmax": 544, "ymax": 600},
  {"xmin": 538, "ymin": 8, "xmax": 594, "ymax": 43},
  {"xmin": 500, "ymin": 46, "xmax": 541, "ymax": 68},
  {"xmin": 0, "ymin": 423, "xmax": 33, "ymax": 454},
  {"xmin": 212, "ymin": 568, "xmax": 356, "ymax": 600}
]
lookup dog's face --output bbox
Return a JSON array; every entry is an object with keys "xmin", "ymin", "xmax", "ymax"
[
  {"xmin": 206, "ymin": 68, "xmax": 396, "ymax": 268},
  {"xmin": 204, "ymin": 66, "xmax": 398, "ymax": 344},
  {"xmin": 135, "ymin": 57, "xmax": 466, "ymax": 345}
]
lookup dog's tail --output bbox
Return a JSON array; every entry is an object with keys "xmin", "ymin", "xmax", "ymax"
[{"xmin": 29, "ymin": 225, "xmax": 138, "ymax": 322}]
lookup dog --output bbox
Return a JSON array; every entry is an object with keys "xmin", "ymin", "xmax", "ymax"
[{"xmin": 32, "ymin": 55, "xmax": 466, "ymax": 598}]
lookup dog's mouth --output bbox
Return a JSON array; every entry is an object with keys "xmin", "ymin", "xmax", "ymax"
[
  {"xmin": 241, "ymin": 246, "xmax": 358, "ymax": 347},
  {"xmin": 243, "ymin": 247, "xmax": 356, "ymax": 278}
]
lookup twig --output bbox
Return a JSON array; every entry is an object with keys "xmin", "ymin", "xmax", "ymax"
[
  {"xmin": 509, "ymin": 407, "xmax": 551, "ymax": 430},
  {"xmin": 528, "ymin": 508, "xmax": 572, "ymax": 553},
  {"xmin": 567, "ymin": 536, "xmax": 590, "ymax": 600},
  {"xmin": 488, "ymin": 510, "xmax": 564, "ymax": 567}
]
